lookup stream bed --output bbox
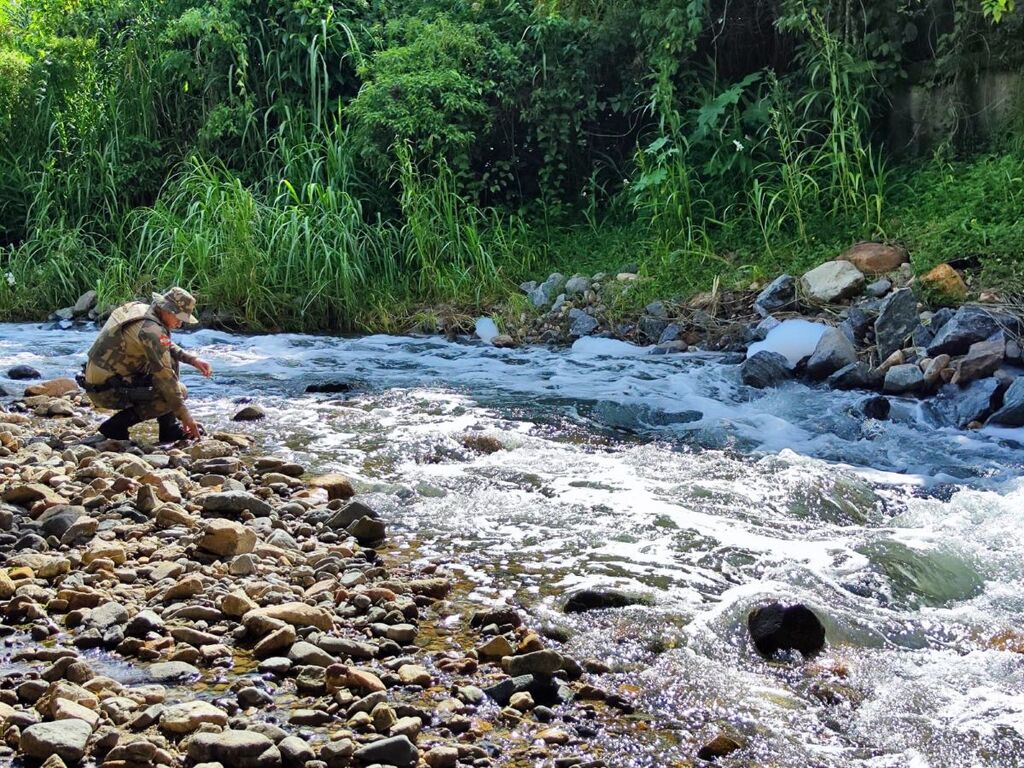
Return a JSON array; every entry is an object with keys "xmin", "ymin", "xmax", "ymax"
[{"xmin": 3, "ymin": 323, "xmax": 1024, "ymax": 767}]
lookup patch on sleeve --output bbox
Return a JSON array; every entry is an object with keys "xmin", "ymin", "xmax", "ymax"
[{"xmin": 159, "ymin": 334, "xmax": 172, "ymax": 348}]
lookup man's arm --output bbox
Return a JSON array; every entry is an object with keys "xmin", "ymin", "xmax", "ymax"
[
  {"xmin": 138, "ymin": 325, "xmax": 201, "ymax": 437},
  {"xmin": 168, "ymin": 340, "xmax": 213, "ymax": 377}
]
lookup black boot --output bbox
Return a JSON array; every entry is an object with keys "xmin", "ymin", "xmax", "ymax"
[
  {"xmin": 157, "ymin": 414, "xmax": 188, "ymax": 443},
  {"xmin": 99, "ymin": 408, "xmax": 143, "ymax": 440}
]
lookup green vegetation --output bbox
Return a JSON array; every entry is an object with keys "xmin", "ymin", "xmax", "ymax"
[{"xmin": 1, "ymin": 0, "xmax": 1022, "ymax": 331}]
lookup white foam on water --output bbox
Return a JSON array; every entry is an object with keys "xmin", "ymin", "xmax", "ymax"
[
  {"xmin": 747, "ymin": 318, "xmax": 828, "ymax": 366},
  {"xmin": 474, "ymin": 317, "xmax": 499, "ymax": 343}
]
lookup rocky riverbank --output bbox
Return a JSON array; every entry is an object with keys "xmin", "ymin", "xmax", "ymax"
[
  {"xmin": 0, "ymin": 395, "xmax": 669, "ymax": 768},
  {"xmin": 503, "ymin": 243, "xmax": 1024, "ymax": 432}
]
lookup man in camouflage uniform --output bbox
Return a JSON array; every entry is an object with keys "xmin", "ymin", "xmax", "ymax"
[{"xmin": 82, "ymin": 287, "xmax": 212, "ymax": 441}]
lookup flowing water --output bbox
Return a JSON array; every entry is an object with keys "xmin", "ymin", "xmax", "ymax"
[{"xmin": 3, "ymin": 323, "xmax": 1024, "ymax": 767}]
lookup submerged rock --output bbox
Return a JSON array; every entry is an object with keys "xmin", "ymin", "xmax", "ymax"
[
  {"xmin": 7, "ymin": 365, "xmax": 41, "ymax": 380},
  {"xmin": 989, "ymin": 377, "xmax": 1024, "ymax": 426},
  {"xmin": 563, "ymin": 587, "xmax": 650, "ymax": 613},
  {"xmin": 747, "ymin": 602, "xmax": 826, "ymax": 659}
]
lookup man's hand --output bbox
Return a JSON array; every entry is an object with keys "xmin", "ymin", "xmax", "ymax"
[
  {"xmin": 181, "ymin": 413, "xmax": 202, "ymax": 440},
  {"xmin": 193, "ymin": 358, "xmax": 213, "ymax": 378}
]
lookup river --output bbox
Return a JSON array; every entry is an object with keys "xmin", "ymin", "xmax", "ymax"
[{"xmin": 2, "ymin": 322, "xmax": 1024, "ymax": 767}]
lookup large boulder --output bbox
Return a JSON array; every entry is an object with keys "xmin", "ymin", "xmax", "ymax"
[
  {"xmin": 805, "ymin": 328, "xmax": 857, "ymax": 380},
  {"xmin": 836, "ymin": 242, "xmax": 908, "ymax": 275},
  {"xmin": 20, "ymin": 720, "xmax": 93, "ymax": 763},
  {"xmin": 989, "ymin": 377, "xmax": 1024, "ymax": 426},
  {"xmin": 800, "ymin": 262, "xmax": 865, "ymax": 303},
  {"xmin": 927, "ymin": 306, "xmax": 1016, "ymax": 357},
  {"xmin": 740, "ymin": 351, "xmax": 792, "ymax": 389},
  {"xmin": 37, "ymin": 505, "xmax": 87, "ymax": 539},
  {"xmin": 563, "ymin": 587, "xmax": 651, "ymax": 613},
  {"xmin": 874, "ymin": 288, "xmax": 918, "ymax": 361},
  {"xmin": 754, "ymin": 275, "xmax": 797, "ymax": 317},
  {"xmin": 7, "ymin": 365, "xmax": 41, "ymax": 380},
  {"xmin": 72, "ymin": 290, "xmax": 97, "ymax": 317},
  {"xmin": 938, "ymin": 379, "xmax": 1001, "ymax": 428},
  {"xmin": 747, "ymin": 602, "xmax": 826, "ymax": 659},
  {"xmin": 160, "ymin": 701, "xmax": 229, "ymax": 734}
]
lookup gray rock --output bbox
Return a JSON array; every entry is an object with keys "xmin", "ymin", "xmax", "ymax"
[
  {"xmin": 528, "ymin": 273, "xmax": 566, "ymax": 308},
  {"xmin": 874, "ymin": 288, "xmax": 918, "ymax": 361},
  {"xmin": 800, "ymin": 262, "xmax": 865, "ymax": 303},
  {"xmin": 346, "ymin": 516, "xmax": 386, "ymax": 544},
  {"xmin": 288, "ymin": 641, "xmax": 336, "ymax": 668},
  {"xmin": 482, "ymin": 674, "xmax": 534, "ymax": 706},
  {"xmin": 550, "ymin": 293, "xmax": 566, "ymax": 313},
  {"xmin": 865, "ymin": 278, "xmax": 892, "ymax": 298},
  {"xmin": 187, "ymin": 731, "xmax": 280, "ymax": 768},
  {"xmin": 952, "ymin": 378, "xmax": 1001, "ymax": 428},
  {"xmin": 317, "ymin": 636, "xmax": 377, "ymax": 660},
  {"xmin": 127, "ymin": 609, "xmax": 164, "ymax": 637},
  {"xmin": 326, "ymin": 500, "xmax": 379, "ymax": 530},
  {"xmin": 858, "ymin": 396, "xmax": 891, "ymax": 420},
  {"xmin": 278, "ymin": 736, "xmax": 315, "ymax": 768},
  {"xmin": 883, "ymin": 364, "xmax": 925, "ymax": 394},
  {"xmin": 148, "ymin": 661, "xmax": 201, "ymax": 682},
  {"xmin": 0, "ymin": 504, "xmax": 14, "ymax": 531},
  {"xmin": 72, "ymin": 290, "xmax": 97, "ymax": 317},
  {"xmin": 912, "ymin": 324, "xmax": 935, "ymax": 348},
  {"xmin": 927, "ymin": 306, "xmax": 1018, "ymax": 357},
  {"xmin": 928, "ymin": 306, "xmax": 956, "ymax": 335},
  {"xmin": 568, "ymin": 309, "xmax": 598, "ymax": 338},
  {"xmin": 352, "ymin": 736, "xmax": 419, "ymax": 767},
  {"xmin": 202, "ymin": 491, "xmax": 273, "ymax": 518},
  {"xmin": 37, "ymin": 505, "xmax": 86, "ymax": 538},
  {"xmin": 504, "ymin": 649, "xmax": 563, "ymax": 676},
  {"xmin": 806, "ymin": 328, "xmax": 858, "ymax": 380},
  {"xmin": 989, "ymin": 377, "xmax": 1024, "ymax": 426},
  {"xmin": 320, "ymin": 739, "xmax": 356, "ymax": 768},
  {"xmin": 740, "ymin": 351, "xmax": 793, "ymax": 389},
  {"xmin": 88, "ymin": 601, "xmax": 129, "ymax": 631},
  {"xmin": 564, "ymin": 275, "xmax": 590, "ymax": 295},
  {"xmin": 658, "ymin": 323, "xmax": 683, "ymax": 344},
  {"xmin": 754, "ymin": 275, "xmax": 797, "ymax": 317},
  {"xmin": 638, "ymin": 314, "xmax": 668, "ymax": 341},
  {"xmin": 953, "ymin": 337, "xmax": 1004, "ymax": 384},
  {"xmin": 645, "ymin": 301, "xmax": 669, "ymax": 319},
  {"xmin": 265, "ymin": 529, "xmax": 299, "ymax": 550},
  {"xmin": 827, "ymin": 362, "xmax": 882, "ymax": 391},
  {"xmin": 20, "ymin": 720, "xmax": 93, "ymax": 762},
  {"xmin": 839, "ymin": 306, "xmax": 872, "ymax": 344}
]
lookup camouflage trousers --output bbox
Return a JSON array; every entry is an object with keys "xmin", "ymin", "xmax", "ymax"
[{"xmin": 86, "ymin": 380, "xmax": 187, "ymax": 420}]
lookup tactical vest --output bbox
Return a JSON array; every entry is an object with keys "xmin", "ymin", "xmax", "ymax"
[{"xmin": 85, "ymin": 302, "xmax": 163, "ymax": 385}]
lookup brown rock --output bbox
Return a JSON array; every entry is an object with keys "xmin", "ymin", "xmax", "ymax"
[
  {"xmin": 836, "ymin": 242, "xmax": 908, "ymax": 275},
  {"xmin": 197, "ymin": 519, "xmax": 256, "ymax": 557},
  {"xmin": 243, "ymin": 602, "xmax": 333, "ymax": 631},
  {"xmin": 920, "ymin": 264, "xmax": 968, "ymax": 304},
  {"xmin": 952, "ymin": 338, "xmax": 1005, "ymax": 385},
  {"xmin": 307, "ymin": 474, "xmax": 355, "ymax": 501},
  {"xmin": 23, "ymin": 378, "xmax": 81, "ymax": 398},
  {"xmin": 698, "ymin": 733, "xmax": 745, "ymax": 760}
]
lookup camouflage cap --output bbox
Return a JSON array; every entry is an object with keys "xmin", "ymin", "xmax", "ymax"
[{"xmin": 151, "ymin": 287, "xmax": 199, "ymax": 324}]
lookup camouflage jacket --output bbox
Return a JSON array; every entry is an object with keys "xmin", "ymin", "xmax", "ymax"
[{"xmin": 85, "ymin": 302, "xmax": 198, "ymax": 414}]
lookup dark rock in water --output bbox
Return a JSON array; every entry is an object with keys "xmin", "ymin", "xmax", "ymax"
[
  {"xmin": 346, "ymin": 516, "xmax": 386, "ymax": 544},
  {"xmin": 874, "ymin": 288, "xmax": 918, "ymax": 361},
  {"xmin": 470, "ymin": 607, "xmax": 523, "ymax": 629},
  {"xmin": 327, "ymin": 501, "xmax": 379, "ymax": 530},
  {"xmin": 927, "ymin": 379, "xmax": 1001, "ymax": 429},
  {"xmin": 754, "ymin": 274, "xmax": 796, "ymax": 317},
  {"xmin": 747, "ymin": 602, "xmax": 826, "ymax": 659},
  {"xmin": 828, "ymin": 362, "xmax": 882, "ymax": 391},
  {"xmin": 740, "ymin": 351, "xmax": 792, "ymax": 389},
  {"xmin": 638, "ymin": 313, "xmax": 669, "ymax": 342},
  {"xmin": 7, "ymin": 365, "xmax": 41, "ymax": 380},
  {"xmin": 568, "ymin": 309, "xmax": 598, "ymax": 338},
  {"xmin": 883, "ymin": 364, "xmax": 924, "ymax": 394},
  {"xmin": 927, "ymin": 305, "xmax": 1018, "ymax": 357},
  {"xmin": 806, "ymin": 328, "xmax": 858, "ymax": 380},
  {"xmin": 305, "ymin": 380, "xmax": 354, "ymax": 394},
  {"xmin": 989, "ymin": 377, "xmax": 1024, "ymax": 426},
  {"xmin": 232, "ymin": 405, "xmax": 266, "ymax": 421},
  {"xmin": 563, "ymin": 587, "xmax": 650, "ymax": 613},
  {"xmin": 697, "ymin": 733, "xmax": 745, "ymax": 761},
  {"xmin": 858, "ymin": 396, "xmax": 891, "ymax": 420},
  {"xmin": 483, "ymin": 674, "xmax": 535, "ymax": 706}
]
